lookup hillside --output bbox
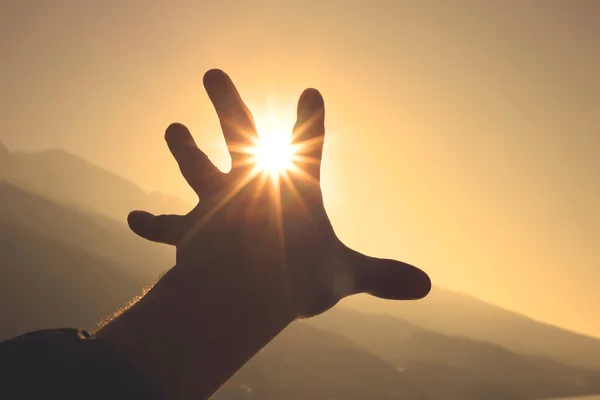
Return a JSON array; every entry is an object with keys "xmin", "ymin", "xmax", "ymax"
[
  {"xmin": 309, "ymin": 307, "xmax": 600, "ymax": 400},
  {"xmin": 0, "ymin": 143, "xmax": 190, "ymax": 221},
  {"xmin": 0, "ymin": 221, "xmax": 145, "ymax": 339},
  {"xmin": 0, "ymin": 181, "xmax": 172, "ymax": 282},
  {"xmin": 217, "ymin": 322, "xmax": 426, "ymax": 400},
  {"xmin": 346, "ymin": 288, "xmax": 600, "ymax": 369}
]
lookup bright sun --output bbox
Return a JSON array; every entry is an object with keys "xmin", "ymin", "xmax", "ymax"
[
  {"xmin": 253, "ymin": 133, "xmax": 293, "ymax": 175},
  {"xmin": 248, "ymin": 114, "xmax": 295, "ymax": 177}
]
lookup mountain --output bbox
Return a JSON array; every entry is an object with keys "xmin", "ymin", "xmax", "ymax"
[
  {"xmin": 217, "ymin": 307, "xmax": 600, "ymax": 400},
  {"xmin": 0, "ymin": 221, "xmax": 145, "ymax": 339},
  {"xmin": 0, "ymin": 143, "xmax": 191, "ymax": 221},
  {"xmin": 346, "ymin": 288, "xmax": 600, "ymax": 369},
  {"xmin": 0, "ymin": 181, "xmax": 173, "ymax": 282},
  {"xmin": 308, "ymin": 307, "xmax": 600, "ymax": 400},
  {"xmin": 216, "ymin": 322, "xmax": 427, "ymax": 400}
]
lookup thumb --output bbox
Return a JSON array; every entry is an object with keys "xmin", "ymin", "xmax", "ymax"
[
  {"xmin": 344, "ymin": 246, "xmax": 431, "ymax": 300},
  {"xmin": 127, "ymin": 210, "xmax": 189, "ymax": 246}
]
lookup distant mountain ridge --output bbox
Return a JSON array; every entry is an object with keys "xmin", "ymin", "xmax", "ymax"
[
  {"xmin": 346, "ymin": 289, "xmax": 600, "ymax": 369},
  {"xmin": 308, "ymin": 307, "xmax": 600, "ymax": 400},
  {"xmin": 217, "ymin": 322, "xmax": 427, "ymax": 400},
  {"xmin": 0, "ymin": 220, "xmax": 145, "ymax": 338},
  {"xmin": 0, "ymin": 181, "xmax": 172, "ymax": 282},
  {"xmin": 0, "ymin": 142, "xmax": 191, "ymax": 221}
]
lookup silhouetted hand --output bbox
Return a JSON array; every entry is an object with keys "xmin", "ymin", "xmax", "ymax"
[{"xmin": 127, "ymin": 69, "xmax": 430, "ymax": 319}]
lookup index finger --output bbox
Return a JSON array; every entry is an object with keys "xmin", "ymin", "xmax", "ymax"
[{"xmin": 203, "ymin": 69, "xmax": 257, "ymax": 174}]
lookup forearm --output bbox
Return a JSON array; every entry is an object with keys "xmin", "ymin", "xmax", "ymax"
[{"xmin": 95, "ymin": 261, "xmax": 293, "ymax": 399}]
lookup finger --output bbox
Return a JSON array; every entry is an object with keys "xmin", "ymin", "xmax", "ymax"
[
  {"xmin": 164, "ymin": 122, "xmax": 222, "ymax": 199},
  {"xmin": 127, "ymin": 210, "xmax": 189, "ymax": 246},
  {"xmin": 203, "ymin": 69, "xmax": 257, "ymax": 173},
  {"xmin": 344, "ymin": 247, "xmax": 431, "ymax": 300},
  {"xmin": 292, "ymin": 88, "xmax": 325, "ymax": 181}
]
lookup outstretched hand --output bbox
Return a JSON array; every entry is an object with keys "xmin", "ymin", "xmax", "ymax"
[{"xmin": 127, "ymin": 69, "xmax": 430, "ymax": 320}]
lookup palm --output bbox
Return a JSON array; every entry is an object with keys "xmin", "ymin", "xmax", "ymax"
[{"xmin": 128, "ymin": 69, "xmax": 430, "ymax": 319}]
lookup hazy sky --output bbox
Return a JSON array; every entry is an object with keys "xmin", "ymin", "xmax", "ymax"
[{"xmin": 1, "ymin": 0, "xmax": 599, "ymax": 337}]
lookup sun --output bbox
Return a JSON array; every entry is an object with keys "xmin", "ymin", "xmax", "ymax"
[
  {"xmin": 252, "ymin": 133, "xmax": 293, "ymax": 175},
  {"xmin": 248, "ymin": 113, "xmax": 295, "ymax": 177}
]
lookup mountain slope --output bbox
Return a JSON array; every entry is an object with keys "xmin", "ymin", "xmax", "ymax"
[
  {"xmin": 0, "ymin": 181, "xmax": 172, "ymax": 282},
  {"xmin": 308, "ymin": 307, "xmax": 600, "ymax": 400},
  {"xmin": 0, "ymin": 144, "xmax": 190, "ymax": 220},
  {"xmin": 0, "ymin": 221, "xmax": 145, "ymax": 339},
  {"xmin": 346, "ymin": 289, "xmax": 600, "ymax": 369},
  {"xmin": 216, "ymin": 322, "xmax": 426, "ymax": 400}
]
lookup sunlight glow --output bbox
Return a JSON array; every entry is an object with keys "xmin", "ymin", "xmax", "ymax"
[
  {"xmin": 249, "ymin": 113, "xmax": 296, "ymax": 178},
  {"xmin": 253, "ymin": 133, "xmax": 294, "ymax": 175}
]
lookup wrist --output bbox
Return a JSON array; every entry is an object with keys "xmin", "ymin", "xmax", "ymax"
[{"xmin": 96, "ymin": 262, "xmax": 293, "ymax": 399}]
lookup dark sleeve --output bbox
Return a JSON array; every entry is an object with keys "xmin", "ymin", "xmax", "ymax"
[{"xmin": 0, "ymin": 329, "xmax": 164, "ymax": 400}]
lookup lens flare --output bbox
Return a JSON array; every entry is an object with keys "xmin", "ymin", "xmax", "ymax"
[
  {"xmin": 248, "ymin": 113, "xmax": 296, "ymax": 178},
  {"xmin": 252, "ymin": 133, "xmax": 294, "ymax": 176}
]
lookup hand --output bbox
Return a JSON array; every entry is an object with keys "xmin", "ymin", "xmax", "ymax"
[{"xmin": 127, "ymin": 69, "xmax": 430, "ymax": 320}]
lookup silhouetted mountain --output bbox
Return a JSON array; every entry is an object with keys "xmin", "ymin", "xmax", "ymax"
[
  {"xmin": 307, "ymin": 307, "xmax": 600, "ymax": 400},
  {"xmin": 216, "ymin": 322, "xmax": 427, "ymax": 400},
  {"xmin": 0, "ymin": 221, "xmax": 145, "ymax": 339},
  {"xmin": 346, "ymin": 288, "xmax": 600, "ymax": 369},
  {"xmin": 0, "ymin": 181, "xmax": 172, "ymax": 282},
  {"xmin": 0, "ymin": 143, "xmax": 190, "ymax": 221}
]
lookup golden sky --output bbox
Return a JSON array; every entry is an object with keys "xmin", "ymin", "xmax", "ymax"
[{"xmin": 1, "ymin": 0, "xmax": 599, "ymax": 337}]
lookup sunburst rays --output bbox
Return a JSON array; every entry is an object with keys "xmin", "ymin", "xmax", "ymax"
[{"xmin": 178, "ymin": 112, "xmax": 322, "ymax": 251}]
